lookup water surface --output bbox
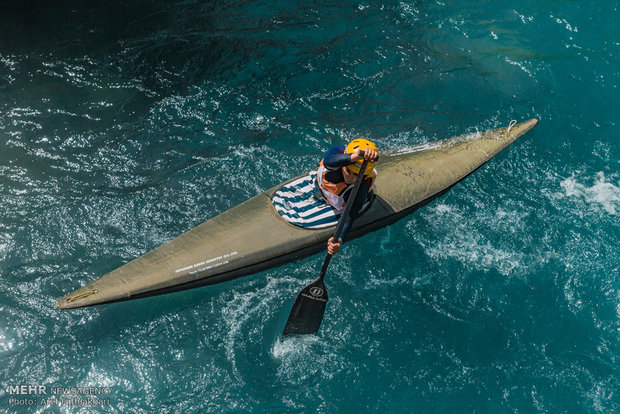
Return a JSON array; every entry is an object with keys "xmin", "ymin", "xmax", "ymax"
[{"xmin": 0, "ymin": 1, "xmax": 618, "ymax": 412}]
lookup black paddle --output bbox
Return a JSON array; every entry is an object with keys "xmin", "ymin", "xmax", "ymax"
[{"xmin": 282, "ymin": 152, "xmax": 371, "ymax": 336}]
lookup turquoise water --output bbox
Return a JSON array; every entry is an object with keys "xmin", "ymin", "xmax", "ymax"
[{"xmin": 1, "ymin": 0, "xmax": 618, "ymax": 412}]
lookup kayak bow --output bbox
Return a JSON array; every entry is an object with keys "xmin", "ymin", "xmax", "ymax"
[{"xmin": 57, "ymin": 119, "xmax": 538, "ymax": 309}]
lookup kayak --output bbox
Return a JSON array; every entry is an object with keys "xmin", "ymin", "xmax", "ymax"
[{"xmin": 57, "ymin": 119, "xmax": 538, "ymax": 309}]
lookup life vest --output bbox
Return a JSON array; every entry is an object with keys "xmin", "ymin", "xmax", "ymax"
[{"xmin": 316, "ymin": 159, "xmax": 376, "ymax": 214}]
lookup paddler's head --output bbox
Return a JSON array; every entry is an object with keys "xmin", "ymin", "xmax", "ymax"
[{"xmin": 344, "ymin": 138, "xmax": 378, "ymax": 181}]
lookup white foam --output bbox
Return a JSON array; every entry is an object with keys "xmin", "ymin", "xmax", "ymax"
[
  {"xmin": 271, "ymin": 332, "xmax": 341, "ymax": 386},
  {"xmin": 0, "ymin": 330, "xmax": 15, "ymax": 352},
  {"xmin": 560, "ymin": 172, "xmax": 620, "ymax": 215},
  {"xmin": 272, "ymin": 334, "xmax": 322, "ymax": 360},
  {"xmin": 433, "ymin": 203, "xmax": 455, "ymax": 214}
]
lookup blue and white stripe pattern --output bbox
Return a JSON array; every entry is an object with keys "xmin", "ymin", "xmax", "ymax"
[{"xmin": 272, "ymin": 171, "xmax": 340, "ymax": 229}]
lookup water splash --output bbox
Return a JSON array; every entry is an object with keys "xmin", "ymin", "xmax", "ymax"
[{"xmin": 560, "ymin": 172, "xmax": 619, "ymax": 215}]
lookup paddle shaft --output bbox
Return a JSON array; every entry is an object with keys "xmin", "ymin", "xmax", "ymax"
[{"xmin": 317, "ymin": 155, "xmax": 370, "ymax": 282}]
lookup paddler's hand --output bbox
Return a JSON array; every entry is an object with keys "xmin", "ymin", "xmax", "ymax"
[
  {"xmin": 351, "ymin": 148, "xmax": 378, "ymax": 163},
  {"xmin": 327, "ymin": 237, "xmax": 341, "ymax": 255}
]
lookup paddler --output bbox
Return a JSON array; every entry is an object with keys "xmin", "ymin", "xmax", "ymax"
[{"xmin": 316, "ymin": 139, "xmax": 379, "ymax": 255}]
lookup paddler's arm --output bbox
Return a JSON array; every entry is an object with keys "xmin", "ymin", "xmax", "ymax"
[
  {"xmin": 323, "ymin": 145, "xmax": 352, "ymax": 170},
  {"xmin": 324, "ymin": 145, "xmax": 378, "ymax": 170}
]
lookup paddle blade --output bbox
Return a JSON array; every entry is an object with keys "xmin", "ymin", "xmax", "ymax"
[{"xmin": 282, "ymin": 277, "xmax": 328, "ymax": 336}]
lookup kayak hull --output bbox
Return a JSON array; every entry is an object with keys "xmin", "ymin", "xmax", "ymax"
[{"xmin": 57, "ymin": 119, "xmax": 538, "ymax": 309}]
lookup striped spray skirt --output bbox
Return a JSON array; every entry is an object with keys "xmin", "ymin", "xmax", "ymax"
[{"xmin": 272, "ymin": 171, "xmax": 341, "ymax": 229}]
